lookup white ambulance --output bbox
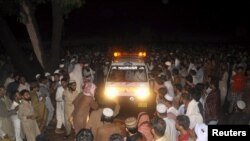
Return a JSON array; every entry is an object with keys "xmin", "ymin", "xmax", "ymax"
[{"xmin": 104, "ymin": 52, "xmax": 153, "ymax": 108}]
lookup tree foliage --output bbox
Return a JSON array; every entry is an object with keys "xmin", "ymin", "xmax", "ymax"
[
  {"xmin": 0, "ymin": 0, "xmax": 86, "ymax": 16},
  {"xmin": 54, "ymin": 0, "xmax": 86, "ymax": 17},
  {"xmin": 1, "ymin": 0, "xmax": 87, "ymax": 71}
]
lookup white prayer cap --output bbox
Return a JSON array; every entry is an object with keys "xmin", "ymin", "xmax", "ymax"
[
  {"xmin": 70, "ymin": 58, "xmax": 76, "ymax": 63},
  {"xmin": 165, "ymin": 61, "xmax": 171, "ymax": 66},
  {"xmin": 164, "ymin": 94, "xmax": 173, "ymax": 101},
  {"xmin": 35, "ymin": 74, "xmax": 41, "ymax": 79},
  {"xmin": 59, "ymin": 64, "xmax": 64, "ymax": 68},
  {"xmin": 105, "ymin": 62, "xmax": 109, "ymax": 65},
  {"xmin": 54, "ymin": 69, "xmax": 60, "ymax": 74},
  {"xmin": 156, "ymin": 103, "xmax": 167, "ymax": 114},
  {"xmin": 44, "ymin": 72, "xmax": 51, "ymax": 77},
  {"xmin": 195, "ymin": 123, "xmax": 208, "ymax": 141},
  {"xmin": 125, "ymin": 117, "xmax": 137, "ymax": 128},
  {"xmin": 84, "ymin": 63, "xmax": 89, "ymax": 67},
  {"xmin": 69, "ymin": 79, "xmax": 76, "ymax": 84},
  {"xmin": 102, "ymin": 108, "xmax": 114, "ymax": 117},
  {"xmin": 237, "ymin": 100, "xmax": 246, "ymax": 110}
]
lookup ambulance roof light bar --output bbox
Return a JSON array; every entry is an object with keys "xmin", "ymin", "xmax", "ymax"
[{"xmin": 113, "ymin": 52, "xmax": 146, "ymax": 58}]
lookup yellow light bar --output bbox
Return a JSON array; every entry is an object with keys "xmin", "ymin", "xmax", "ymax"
[{"xmin": 138, "ymin": 52, "xmax": 146, "ymax": 57}]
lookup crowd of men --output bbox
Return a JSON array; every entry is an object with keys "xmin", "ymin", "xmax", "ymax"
[{"xmin": 0, "ymin": 44, "xmax": 249, "ymax": 141}]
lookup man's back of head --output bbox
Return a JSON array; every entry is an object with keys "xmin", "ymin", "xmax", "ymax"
[
  {"xmin": 76, "ymin": 128, "xmax": 94, "ymax": 141},
  {"xmin": 150, "ymin": 117, "xmax": 166, "ymax": 139}
]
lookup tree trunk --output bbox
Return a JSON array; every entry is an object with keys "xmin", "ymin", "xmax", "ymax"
[
  {"xmin": 0, "ymin": 16, "xmax": 43, "ymax": 81},
  {"xmin": 20, "ymin": 0, "xmax": 45, "ymax": 69},
  {"xmin": 50, "ymin": 0, "xmax": 64, "ymax": 71}
]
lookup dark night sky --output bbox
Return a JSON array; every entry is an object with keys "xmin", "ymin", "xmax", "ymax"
[{"xmin": 7, "ymin": 0, "xmax": 250, "ymax": 41}]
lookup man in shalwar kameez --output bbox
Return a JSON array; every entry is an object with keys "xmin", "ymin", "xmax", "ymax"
[
  {"xmin": 63, "ymin": 80, "xmax": 79, "ymax": 138},
  {"xmin": 18, "ymin": 90, "xmax": 40, "ymax": 141},
  {"xmin": 86, "ymin": 99, "xmax": 120, "ymax": 139},
  {"xmin": 72, "ymin": 77, "xmax": 97, "ymax": 134},
  {"xmin": 30, "ymin": 83, "xmax": 48, "ymax": 133}
]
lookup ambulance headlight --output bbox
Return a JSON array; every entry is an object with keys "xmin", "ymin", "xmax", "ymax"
[
  {"xmin": 135, "ymin": 87, "xmax": 150, "ymax": 100},
  {"xmin": 105, "ymin": 87, "xmax": 118, "ymax": 99}
]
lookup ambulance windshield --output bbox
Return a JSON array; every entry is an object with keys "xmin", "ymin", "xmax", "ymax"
[{"xmin": 107, "ymin": 66, "xmax": 147, "ymax": 82}]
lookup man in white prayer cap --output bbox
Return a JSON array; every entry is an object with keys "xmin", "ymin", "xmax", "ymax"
[
  {"xmin": 44, "ymin": 72, "xmax": 52, "ymax": 82},
  {"xmin": 156, "ymin": 103, "xmax": 177, "ymax": 141},
  {"xmin": 164, "ymin": 94, "xmax": 179, "ymax": 120},
  {"xmin": 227, "ymin": 100, "xmax": 249, "ymax": 124},
  {"xmin": 86, "ymin": 99, "xmax": 120, "ymax": 139},
  {"xmin": 95, "ymin": 108, "xmax": 126, "ymax": 141}
]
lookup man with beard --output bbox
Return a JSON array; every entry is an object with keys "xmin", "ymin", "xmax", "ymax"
[
  {"xmin": 18, "ymin": 89, "xmax": 40, "ymax": 141},
  {"xmin": 82, "ymin": 64, "xmax": 95, "ymax": 83}
]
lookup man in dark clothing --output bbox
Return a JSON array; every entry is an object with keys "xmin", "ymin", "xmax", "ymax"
[{"xmin": 6, "ymin": 73, "xmax": 19, "ymax": 99}]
